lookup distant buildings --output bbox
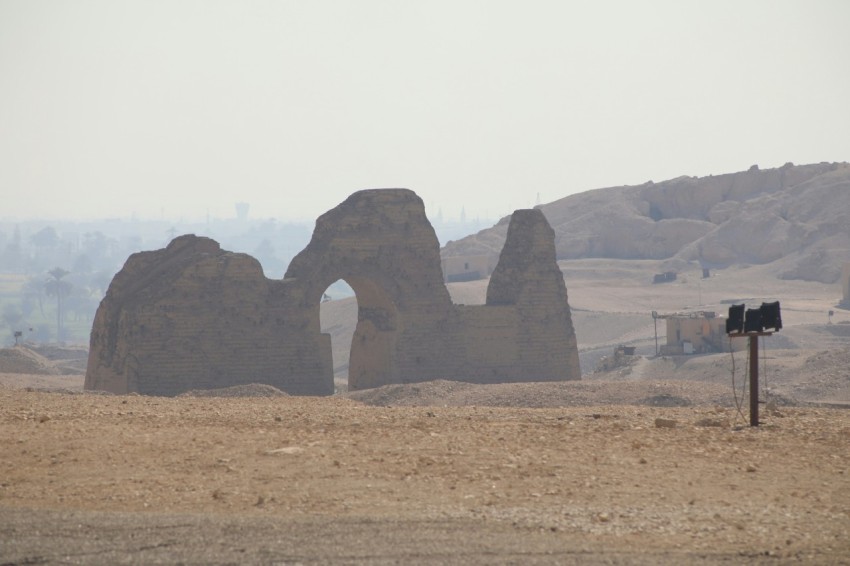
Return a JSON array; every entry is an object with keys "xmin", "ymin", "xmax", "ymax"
[
  {"xmin": 652, "ymin": 271, "xmax": 677, "ymax": 284},
  {"xmin": 657, "ymin": 311, "xmax": 741, "ymax": 355}
]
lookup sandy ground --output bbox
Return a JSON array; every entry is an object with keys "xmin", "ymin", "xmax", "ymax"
[
  {"xmin": 2, "ymin": 259, "xmax": 849, "ymax": 564},
  {"xmin": 1, "ymin": 386, "xmax": 849, "ymax": 565}
]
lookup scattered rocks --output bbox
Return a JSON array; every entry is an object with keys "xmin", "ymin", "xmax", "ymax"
[
  {"xmin": 1, "ymin": 388, "xmax": 848, "ymax": 562},
  {"xmin": 654, "ymin": 418, "xmax": 678, "ymax": 428},
  {"xmin": 178, "ymin": 384, "xmax": 289, "ymax": 398},
  {"xmin": 265, "ymin": 447, "xmax": 304, "ymax": 456},
  {"xmin": 695, "ymin": 417, "xmax": 729, "ymax": 428},
  {"xmin": 347, "ymin": 379, "xmax": 733, "ymax": 408},
  {"xmin": 641, "ymin": 394, "xmax": 691, "ymax": 407}
]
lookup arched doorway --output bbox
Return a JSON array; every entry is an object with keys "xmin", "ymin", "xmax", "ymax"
[
  {"xmin": 319, "ymin": 280, "xmax": 357, "ymax": 392},
  {"xmin": 282, "ymin": 189, "xmax": 453, "ymax": 392},
  {"xmin": 315, "ymin": 275, "xmax": 399, "ymax": 391}
]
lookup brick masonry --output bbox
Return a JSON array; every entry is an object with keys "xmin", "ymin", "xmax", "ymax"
[{"xmin": 85, "ymin": 189, "xmax": 581, "ymax": 395}]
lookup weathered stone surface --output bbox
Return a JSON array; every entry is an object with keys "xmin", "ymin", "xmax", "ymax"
[
  {"xmin": 284, "ymin": 189, "xmax": 453, "ymax": 391},
  {"xmin": 84, "ymin": 235, "xmax": 330, "ymax": 396},
  {"xmin": 85, "ymin": 189, "xmax": 580, "ymax": 396}
]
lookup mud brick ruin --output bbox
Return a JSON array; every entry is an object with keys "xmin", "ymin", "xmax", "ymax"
[{"xmin": 85, "ymin": 189, "xmax": 580, "ymax": 395}]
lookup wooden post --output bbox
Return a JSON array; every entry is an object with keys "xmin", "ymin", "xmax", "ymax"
[
  {"xmin": 728, "ymin": 331, "xmax": 772, "ymax": 427},
  {"xmin": 749, "ymin": 335, "xmax": 759, "ymax": 427}
]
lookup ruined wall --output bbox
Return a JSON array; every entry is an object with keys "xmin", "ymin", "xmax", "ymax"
[
  {"xmin": 84, "ymin": 236, "xmax": 332, "ymax": 396},
  {"xmin": 85, "ymin": 189, "xmax": 580, "ymax": 395},
  {"xmin": 283, "ymin": 189, "xmax": 455, "ymax": 391},
  {"xmin": 453, "ymin": 209, "xmax": 581, "ymax": 382}
]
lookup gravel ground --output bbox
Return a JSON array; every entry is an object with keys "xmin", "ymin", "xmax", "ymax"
[
  {"xmin": 345, "ymin": 379, "xmax": 738, "ymax": 409},
  {"xmin": 1, "ymin": 386, "xmax": 848, "ymax": 564}
]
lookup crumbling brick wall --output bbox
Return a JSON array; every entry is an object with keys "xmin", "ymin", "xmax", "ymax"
[{"xmin": 85, "ymin": 189, "xmax": 580, "ymax": 395}]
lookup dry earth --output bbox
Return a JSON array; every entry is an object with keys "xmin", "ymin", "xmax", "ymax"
[
  {"xmin": 1, "ymin": 386, "xmax": 849, "ymax": 565},
  {"xmin": 1, "ymin": 259, "xmax": 849, "ymax": 564}
]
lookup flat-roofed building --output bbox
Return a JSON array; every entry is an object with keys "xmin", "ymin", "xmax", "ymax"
[
  {"xmin": 659, "ymin": 311, "xmax": 744, "ymax": 355},
  {"xmin": 441, "ymin": 254, "xmax": 497, "ymax": 283}
]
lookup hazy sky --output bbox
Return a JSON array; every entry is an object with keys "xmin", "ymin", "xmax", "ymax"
[{"xmin": 2, "ymin": 1, "xmax": 848, "ymax": 223}]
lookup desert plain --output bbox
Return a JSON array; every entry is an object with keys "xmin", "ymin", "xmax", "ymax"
[{"xmin": 1, "ymin": 260, "xmax": 849, "ymax": 564}]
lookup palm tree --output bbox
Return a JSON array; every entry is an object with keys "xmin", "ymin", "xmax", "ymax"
[{"xmin": 44, "ymin": 268, "xmax": 72, "ymax": 342}]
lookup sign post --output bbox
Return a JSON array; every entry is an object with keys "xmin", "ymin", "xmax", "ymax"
[
  {"xmin": 749, "ymin": 335, "xmax": 759, "ymax": 427},
  {"xmin": 728, "ymin": 331, "xmax": 772, "ymax": 426},
  {"xmin": 726, "ymin": 301, "xmax": 780, "ymax": 427}
]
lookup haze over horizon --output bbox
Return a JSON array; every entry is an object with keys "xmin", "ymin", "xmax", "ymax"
[{"xmin": 2, "ymin": 0, "xmax": 848, "ymax": 223}]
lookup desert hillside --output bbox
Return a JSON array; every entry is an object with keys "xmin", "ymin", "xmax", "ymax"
[{"xmin": 442, "ymin": 162, "xmax": 850, "ymax": 284}]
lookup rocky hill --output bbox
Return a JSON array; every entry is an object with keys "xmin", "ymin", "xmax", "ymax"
[{"xmin": 442, "ymin": 162, "xmax": 850, "ymax": 283}]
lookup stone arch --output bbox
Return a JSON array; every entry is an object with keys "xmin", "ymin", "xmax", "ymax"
[
  {"xmin": 315, "ymin": 274, "xmax": 400, "ymax": 390},
  {"xmin": 285, "ymin": 189, "xmax": 452, "ymax": 390},
  {"xmin": 345, "ymin": 276, "xmax": 399, "ymax": 389},
  {"xmin": 85, "ymin": 189, "xmax": 581, "ymax": 397}
]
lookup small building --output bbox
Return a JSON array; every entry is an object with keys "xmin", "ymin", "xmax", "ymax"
[
  {"xmin": 653, "ymin": 271, "xmax": 677, "ymax": 284},
  {"xmin": 658, "ymin": 311, "xmax": 742, "ymax": 355},
  {"xmin": 441, "ymin": 254, "xmax": 497, "ymax": 283}
]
